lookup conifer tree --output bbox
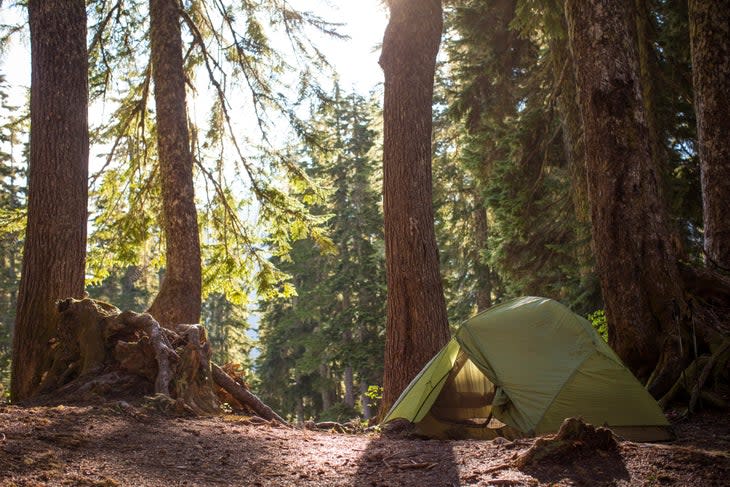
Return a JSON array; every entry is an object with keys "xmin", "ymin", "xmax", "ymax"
[
  {"xmin": 378, "ymin": 0, "xmax": 450, "ymax": 417},
  {"xmin": 11, "ymin": 0, "xmax": 89, "ymax": 401},
  {"xmin": 566, "ymin": 0, "xmax": 693, "ymax": 394},
  {"xmin": 257, "ymin": 91, "xmax": 385, "ymax": 420},
  {"xmin": 146, "ymin": 0, "xmax": 202, "ymax": 327},
  {"xmin": 0, "ymin": 75, "xmax": 26, "ymax": 396}
]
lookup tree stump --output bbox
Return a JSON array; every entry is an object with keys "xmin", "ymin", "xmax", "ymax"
[
  {"xmin": 514, "ymin": 418, "xmax": 617, "ymax": 468},
  {"xmin": 31, "ymin": 298, "xmax": 286, "ymax": 423}
]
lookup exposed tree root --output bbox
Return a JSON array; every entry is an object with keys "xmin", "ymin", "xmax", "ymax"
[
  {"xmin": 658, "ymin": 338, "xmax": 730, "ymax": 412},
  {"xmin": 29, "ymin": 298, "xmax": 285, "ymax": 423},
  {"xmin": 647, "ymin": 264, "xmax": 730, "ymax": 406}
]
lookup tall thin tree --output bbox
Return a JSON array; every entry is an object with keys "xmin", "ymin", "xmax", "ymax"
[
  {"xmin": 378, "ymin": 0, "xmax": 450, "ymax": 415},
  {"xmin": 146, "ymin": 0, "xmax": 202, "ymax": 327},
  {"xmin": 11, "ymin": 0, "xmax": 89, "ymax": 401},
  {"xmin": 689, "ymin": 0, "xmax": 730, "ymax": 270}
]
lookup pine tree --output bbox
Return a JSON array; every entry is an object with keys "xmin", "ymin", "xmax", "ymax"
[
  {"xmin": 257, "ymin": 90, "xmax": 385, "ymax": 421},
  {"xmin": 378, "ymin": 0, "xmax": 450, "ymax": 417},
  {"xmin": 437, "ymin": 0, "xmax": 600, "ymax": 316},
  {"xmin": 0, "ymin": 75, "xmax": 27, "ymax": 397},
  {"xmin": 11, "ymin": 0, "xmax": 89, "ymax": 401},
  {"xmin": 566, "ymin": 0, "xmax": 692, "ymax": 394},
  {"xmin": 146, "ymin": 0, "xmax": 202, "ymax": 327}
]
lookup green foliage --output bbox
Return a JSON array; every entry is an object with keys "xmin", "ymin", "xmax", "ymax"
[
  {"xmin": 87, "ymin": 265, "xmax": 155, "ymax": 312},
  {"xmin": 0, "ymin": 0, "xmax": 706, "ymax": 412},
  {"xmin": 202, "ymin": 292, "xmax": 254, "ymax": 368},
  {"xmin": 319, "ymin": 402, "xmax": 359, "ymax": 423},
  {"xmin": 435, "ymin": 0, "xmax": 602, "ymax": 319},
  {"xmin": 587, "ymin": 310, "xmax": 608, "ymax": 342},
  {"xmin": 365, "ymin": 385, "xmax": 383, "ymax": 409},
  {"xmin": 84, "ymin": 0, "xmax": 341, "ymax": 305},
  {"xmin": 648, "ymin": 0, "xmax": 703, "ymax": 254},
  {"xmin": 256, "ymin": 89, "xmax": 385, "ymax": 420},
  {"xmin": 0, "ymin": 73, "xmax": 27, "ymax": 398}
]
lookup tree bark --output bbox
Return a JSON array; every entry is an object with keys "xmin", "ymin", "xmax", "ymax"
[
  {"xmin": 11, "ymin": 0, "xmax": 89, "ymax": 401},
  {"xmin": 319, "ymin": 363, "xmax": 332, "ymax": 411},
  {"xmin": 689, "ymin": 0, "xmax": 730, "ymax": 270},
  {"xmin": 565, "ymin": 0, "xmax": 689, "ymax": 392},
  {"xmin": 550, "ymin": 23, "xmax": 597, "ymax": 299},
  {"xmin": 359, "ymin": 380, "xmax": 372, "ymax": 420},
  {"xmin": 473, "ymin": 200, "xmax": 492, "ymax": 311},
  {"xmin": 343, "ymin": 366, "xmax": 355, "ymax": 408},
  {"xmin": 146, "ymin": 0, "xmax": 202, "ymax": 327},
  {"xmin": 378, "ymin": 0, "xmax": 450, "ymax": 416}
]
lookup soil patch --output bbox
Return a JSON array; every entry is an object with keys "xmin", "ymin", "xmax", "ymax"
[{"xmin": 1, "ymin": 404, "xmax": 728, "ymax": 486}]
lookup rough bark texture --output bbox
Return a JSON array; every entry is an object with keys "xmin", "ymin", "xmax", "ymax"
[
  {"xmin": 378, "ymin": 0, "xmax": 450, "ymax": 416},
  {"xmin": 28, "ymin": 297, "xmax": 285, "ymax": 421},
  {"xmin": 550, "ymin": 24, "xmax": 598, "ymax": 302},
  {"xmin": 689, "ymin": 0, "xmax": 730, "ymax": 270},
  {"xmin": 11, "ymin": 0, "xmax": 89, "ymax": 402},
  {"xmin": 32, "ymin": 298, "xmax": 216, "ymax": 412},
  {"xmin": 211, "ymin": 364, "xmax": 287, "ymax": 424},
  {"xmin": 565, "ymin": 0, "xmax": 689, "ymax": 391},
  {"xmin": 147, "ymin": 0, "xmax": 202, "ymax": 327},
  {"xmin": 473, "ymin": 201, "xmax": 492, "ymax": 311}
]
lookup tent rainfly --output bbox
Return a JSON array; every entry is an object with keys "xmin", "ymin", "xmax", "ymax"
[{"xmin": 382, "ymin": 296, "xmax": 672, "ymax": 442}]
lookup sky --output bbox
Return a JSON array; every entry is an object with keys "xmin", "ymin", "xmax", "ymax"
[
  {"xmin": 305, "ymin": 0, "xmax": 387, "ymax": 92},
  {"xmin": 0, "ymin": 1, "xmax": 388, "ymax": 106}
]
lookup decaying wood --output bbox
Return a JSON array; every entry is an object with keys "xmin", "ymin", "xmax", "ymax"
[
  {"xmin": 690, "ymin": 339, "xmax": 730, "ymax": 412},
  {"xmin": 659, "ymin": 337, "xmax": 730, "ymax": 411},
  {"xmin": 114, "ymin": 310, "xmax": 178, "ymax": 395},
  {"xmin": 30, "ymin": 297, "xmax": 284, "ymax": 421},
  {"xmin": 211, "ymin": 363, "xmax": 288, "ymax": 425}
]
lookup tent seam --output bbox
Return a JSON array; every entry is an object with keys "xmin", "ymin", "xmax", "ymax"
[{"xmin": 533, "ymin": 351, "xmax": 594, "ymax": 432}]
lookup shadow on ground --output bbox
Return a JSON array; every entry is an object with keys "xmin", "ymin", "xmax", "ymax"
[
  {"xmin": 352, "ymin": 433, "xmax": 459, "ymax": 487},
  {"xmin": 517, "ymin": 448, "xmax": 630, "ymax": 486}
]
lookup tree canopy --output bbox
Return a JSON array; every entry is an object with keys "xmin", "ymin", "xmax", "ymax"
[{"xmin": 0, "ymin": 0, "xmax": 727, "ymax": 423}]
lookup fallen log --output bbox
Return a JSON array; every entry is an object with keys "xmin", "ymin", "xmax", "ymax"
[{"xmin": 211, "ymin": 363, "xmax": 288, "ymax": 425}]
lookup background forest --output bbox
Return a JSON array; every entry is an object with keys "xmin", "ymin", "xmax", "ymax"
[{"xmin": 0, "ymin": 0, "xmax": 715, "ymax": 423}]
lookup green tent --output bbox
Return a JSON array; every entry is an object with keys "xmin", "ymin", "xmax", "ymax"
[{"xmin": 382, "ymin": 296, "xmax": 672, "ymax": 442}]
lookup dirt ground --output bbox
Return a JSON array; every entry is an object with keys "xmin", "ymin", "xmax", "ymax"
[{"xmin": 1, "ymin": 402, "xmax": 728, "ymax": 486}]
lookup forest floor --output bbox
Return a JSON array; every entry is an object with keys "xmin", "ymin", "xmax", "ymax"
[{"xmin": 0, "ymin": 402, "xmax": 728, "ymax": 486}]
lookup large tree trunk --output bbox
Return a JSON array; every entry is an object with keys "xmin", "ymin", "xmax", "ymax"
[
  {"xmin": 550, "ymin": 18, "xmax": 597, "ymax": 302},
  {"xmin": 565, "ymin": 0, "xmax": 690, "ymax": 394},
  {"xmin": 11, "ymin": 0, "xmax": 89, "ymax": 402},
  {"xmin": 378, "ymin": 0, "xmax": 450, "ymax": 416},
  {"xmin": 146, "ymin": 0, "xmax": 202, "ymax": 327},
  {"xmin": 689, "ymin": 0, "xmax": 730, "ymax": 270}
]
